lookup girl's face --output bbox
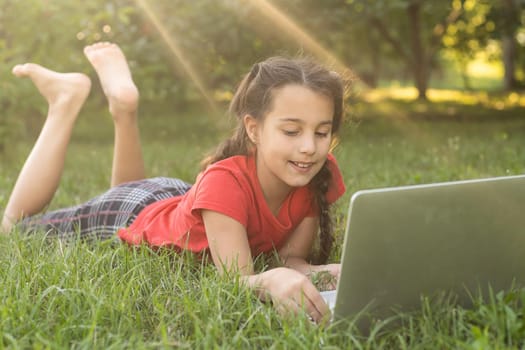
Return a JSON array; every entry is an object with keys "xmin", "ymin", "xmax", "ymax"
[{"xmin": 244, "ymin": 84, "xmax": 334, "ymax": 201}]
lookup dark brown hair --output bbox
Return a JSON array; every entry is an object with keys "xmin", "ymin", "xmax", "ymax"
[{"xmin": 201, "ymin": 56, "xmax": 345, "ymax": 264}]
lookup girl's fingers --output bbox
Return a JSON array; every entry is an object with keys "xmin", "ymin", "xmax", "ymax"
[
  {"xmin": 263, "ymin": 267, "xmax": 331, "ymax": 323},
  {"xmin": 277, "ymin": 296, "xmax": 324, "ymax": 323},
  {"xmin": 303, "ymin": 285, "xmax": 330, "ymax": 322},
  {"xmin": 292, "ymin": 283, "xmax": 330, "ymax": 323},
  {"xmin": 273, "ymin": 286, "xmax": 329, "ymax": 323}
]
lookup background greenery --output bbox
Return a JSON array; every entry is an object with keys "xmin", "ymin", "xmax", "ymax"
[
  {"xmin": 1, "ymin": 0, "xmax": 525, "ymax": 348},
  {"xmin": 1, "ymin": 0, "xmax": 524, "ymax": 130}
]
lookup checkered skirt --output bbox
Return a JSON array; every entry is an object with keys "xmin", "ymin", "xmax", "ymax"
[{"xmin": 17, "ymin": 177, "xmax": 191, "ymax": 240}]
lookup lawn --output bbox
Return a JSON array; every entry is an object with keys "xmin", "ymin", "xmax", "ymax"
[{"xmin": 1, "ymin": 89, "xmax": 524, "ymax": 348}]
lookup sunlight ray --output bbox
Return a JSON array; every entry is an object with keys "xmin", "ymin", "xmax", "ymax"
[
  {"xmin": 133, "ymin": 0, "xmax": 217, "ymax": 111},
  {"xmin": 245, "ymin": 1, "xmax": 447, "ymax": 162},
  {"xmin": 248, "ymin": 0, "xmax": 356, "ymax": 80}
]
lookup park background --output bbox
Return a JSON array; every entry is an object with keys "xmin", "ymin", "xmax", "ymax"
[{"xmin": 1, "ymin": 0, "xmax": 525, "ymax": 348}]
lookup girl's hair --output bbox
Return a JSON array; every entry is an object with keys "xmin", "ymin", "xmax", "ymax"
[{"xmin": 201, "ymin": 56, "xmax": 345, "ymax": 264}]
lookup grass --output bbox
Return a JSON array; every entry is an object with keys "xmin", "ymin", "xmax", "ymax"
[{"xmin": 1, "ymin": 89, "xmax": 525, "ymax": 348}]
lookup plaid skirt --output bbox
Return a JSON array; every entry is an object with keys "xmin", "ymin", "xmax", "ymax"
[{"xmin": 17, "ymin": 177, "xmax": 191, "ymax": 241}]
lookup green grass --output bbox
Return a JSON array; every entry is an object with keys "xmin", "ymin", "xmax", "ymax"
[{"xmin": 1, "ymin": 91, "xmax": 525, "ymax": 348}]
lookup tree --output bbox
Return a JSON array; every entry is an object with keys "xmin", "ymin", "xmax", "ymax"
[
  {"xmin": 486, "ymin": 0, "xmax": 524, "ymax": 90},
  {"xmin": 441, "ymin": 0, "xmax": 495, "ymax": 90},
  {"xmin": 347, "ymin": 0, "xmax": 465, "ymax": 99},
  {"xmin": 270, "ymin": 1, "xmax": 471, "ymax": 98}
]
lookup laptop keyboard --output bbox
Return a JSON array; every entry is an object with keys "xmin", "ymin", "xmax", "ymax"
[{"xmin": 320, "ymin": 290, "xmax": 337, "ymax": 311}]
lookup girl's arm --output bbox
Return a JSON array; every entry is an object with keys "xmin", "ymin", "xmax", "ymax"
[
  {"xmin": 201, "ymin": 209, "xmax": 254, "ymax": 275},
  {"xmin": 278, "ymin": 216, "xmax": 340, "ymax": 284},
  {"xmin": 201, "ymin": 209, "xmax": 330, "ymax": 323}
]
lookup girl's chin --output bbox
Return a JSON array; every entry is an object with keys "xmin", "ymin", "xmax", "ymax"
[{"xmin": 283, "ymin": 175, "xmax": 315, "ymax": 188}]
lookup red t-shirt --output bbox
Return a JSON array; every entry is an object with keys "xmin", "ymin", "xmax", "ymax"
[{"xmin": 118, "ymin": 154, "xmax": 346, "ymax": 256}]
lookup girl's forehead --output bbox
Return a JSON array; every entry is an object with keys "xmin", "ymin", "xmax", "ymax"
[
  {"xmin": 273, "ymin": 84, "xmax": 331, "ymax": 104},
  {"xmin": 264, "ymin": 84, "xmax": 334, "ymax": 122}
]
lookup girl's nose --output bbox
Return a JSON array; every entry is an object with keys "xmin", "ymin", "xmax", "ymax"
[{"xmin": 299, "ymin": 135, "xmax": 316, "ymax": 154}]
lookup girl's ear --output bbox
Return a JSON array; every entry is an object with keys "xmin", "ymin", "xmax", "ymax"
[{"xmin": 243, "ymin": 114, "xmax": 258, "ymax": 144}]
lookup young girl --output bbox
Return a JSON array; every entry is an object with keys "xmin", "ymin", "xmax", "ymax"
[{"xmin": 2, "ymin": 42, "xmax": 346, "ymax": 323}]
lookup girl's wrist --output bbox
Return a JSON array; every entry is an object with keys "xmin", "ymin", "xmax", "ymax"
[{"xmin": 240, "ymin": 273, "xmax": 268, "ymax": 301}]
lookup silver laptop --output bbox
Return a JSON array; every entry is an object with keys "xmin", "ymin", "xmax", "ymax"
[{"xmin": 322, "ymin": 174, "xmax": 525, "ymax": 326}]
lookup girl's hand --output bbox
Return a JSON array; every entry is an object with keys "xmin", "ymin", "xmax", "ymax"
[{"xmin": 247, "ymin": 267, "xmax": 330, "ymax": 323}]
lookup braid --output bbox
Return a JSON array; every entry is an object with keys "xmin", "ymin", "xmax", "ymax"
[{"xmin": 310, "ymin": 161, "xmax": 334, "ymax": 265}]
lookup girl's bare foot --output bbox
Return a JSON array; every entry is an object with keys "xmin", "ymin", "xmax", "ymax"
[
  {"xmin": 12, "ymin": 63, "xmax": 91, "ymax": 117},
  {"xmin": 84, "ymin": 42, "xmax": 139, "ymax": 118}
]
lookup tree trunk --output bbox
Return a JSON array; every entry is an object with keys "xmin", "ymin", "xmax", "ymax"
[
  {"xmin": 502, "ymin": 35, "xmax": 517, "ymax": 90},
  {"xmin": 407, "ymin": 2, "xmax": 428, "ymax": 100},
  {"xmin": 501, "ymin": 0, "xmax": 518, "ymax": 91}
]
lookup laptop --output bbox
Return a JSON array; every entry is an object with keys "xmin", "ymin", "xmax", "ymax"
[{"xmin": 321, "ymin": 174, "xmax": 525, "ymax": 327}]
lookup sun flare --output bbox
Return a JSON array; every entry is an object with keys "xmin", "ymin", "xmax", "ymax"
[{"xmin": 132, "ymin": 0, "xmax": 218, "ymax": 111}]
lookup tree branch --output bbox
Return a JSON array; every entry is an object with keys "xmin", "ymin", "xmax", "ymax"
[
  {"xmin": 368, "ymin": 16, "xmax": 413, "ymax": 66},
  {"xmin": 428, "ymin": 5, "xmax": 463, "ymax": 58}
]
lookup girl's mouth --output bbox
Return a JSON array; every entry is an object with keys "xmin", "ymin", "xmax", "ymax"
[{"xmin": 290, "ymin": 161, "xmax": 314, "ymax": 171}]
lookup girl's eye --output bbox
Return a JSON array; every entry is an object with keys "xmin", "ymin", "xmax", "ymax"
[
  {"xmin": 283, "ymin": 130, "xmax": 299, "ymax": 136},
  {"xmin": 315, "ymin": 132, "xmax": 330, "ymax": 138}
]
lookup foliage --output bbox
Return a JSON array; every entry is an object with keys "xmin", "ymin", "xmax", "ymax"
[
  {"xmin": 1, "ymin": 0, "xmax": 524, "ymax": 151},
  {"xmin": 441, "ymin": 1, "xmax": 495, "ymax": 89},
  {"xmin": 274, "ymin": 0, "xmax": 524, "ymax": 96}
]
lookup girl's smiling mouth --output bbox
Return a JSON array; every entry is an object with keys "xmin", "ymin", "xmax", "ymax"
[{"xmin": 289, "ymin": 161, "xmax": 315, "ymax": 171}]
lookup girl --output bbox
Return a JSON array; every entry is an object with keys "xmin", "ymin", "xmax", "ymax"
[{"xmin": 2, "ymin": 42, "xmax": 346, "ymax": 323}]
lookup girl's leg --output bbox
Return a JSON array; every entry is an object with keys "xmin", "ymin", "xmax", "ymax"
[
  {"xmin": 84, "ymin": 42, "xmax": 146, "ymax": 187},
  {"xmin": 1, "ymin": 65, "xmax": 91, "ymax": 232}
]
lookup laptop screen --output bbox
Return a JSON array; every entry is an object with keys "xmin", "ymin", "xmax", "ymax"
[{"xmin": 333, "ymin": 175, "xmax": 525, "ymax": 324}]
